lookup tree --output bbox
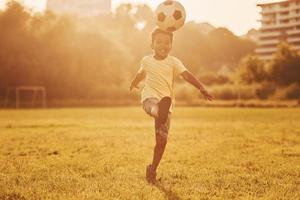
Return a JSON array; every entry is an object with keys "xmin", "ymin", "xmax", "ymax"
[
  {"xmin": 207, "ymin": 28, "xmax": 256, "ymax": 67},
  {"xmin": 238, "ymin": 55, "xmax": 266, "ymax": 84},
  {"xmin": 134, "ymin": 4, "xmax": 155, "ymax": 31},
  {"xmin": 268, "ymin": 42, "xmax": 300, "ymax": 85}
]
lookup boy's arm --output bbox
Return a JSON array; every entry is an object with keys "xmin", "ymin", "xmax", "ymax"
[
  {"xmin": 181, "ymin": 71, "xmax": 214, "ymax": 101},
  {"xmin": 130, "ymin": 72, "xmax": 145, "ymax": 91}
]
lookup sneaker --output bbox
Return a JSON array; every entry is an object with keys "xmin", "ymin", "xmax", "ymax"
[
  {"xmin": 158, "ymin": 97, "xmax": 171, "ymax": 124},
  {"xmin": 146, "ymin": 164, "xmax": 156, "ymax": 184}
]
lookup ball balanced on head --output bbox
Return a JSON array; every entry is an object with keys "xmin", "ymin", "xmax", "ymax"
[{"xmin": 155, "ymin": 0, "xmax": 186, "ymax": 32}]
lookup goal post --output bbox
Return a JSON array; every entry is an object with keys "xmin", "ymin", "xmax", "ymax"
[{"xmin": 3, "ymin": 86, "xmax": 47, "ymax": 108}]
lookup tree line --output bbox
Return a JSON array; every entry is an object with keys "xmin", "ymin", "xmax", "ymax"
[{"xmin": 0, "ymin": 1, "xmax": 298, "ymax": 106}]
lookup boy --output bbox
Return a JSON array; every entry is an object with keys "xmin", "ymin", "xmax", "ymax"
[{"xmin": 130, "ymin": 28, "xmax": 213, "ymax": 184}]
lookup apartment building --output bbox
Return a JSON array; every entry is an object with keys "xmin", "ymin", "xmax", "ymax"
[{"xmin": 256, "ymin": 0, "xmax": 300, "ymax": 60}]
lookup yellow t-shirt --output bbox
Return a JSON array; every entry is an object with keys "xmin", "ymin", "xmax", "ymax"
[{"xmin": 138, "ymin": 55, "xmax": 187, "ymax": 110}]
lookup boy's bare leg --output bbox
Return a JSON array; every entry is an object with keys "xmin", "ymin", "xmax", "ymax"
[
  {"xmin": 149, "ymin": 98, "xmax": 170, "ymax": 173},
  {"xmin": 151, "ymin": 133, "xmax": 167, "ymax": 173},
  {"xmin": 145, "ymin": 97, "xmax": 171, "ymax": 183}
]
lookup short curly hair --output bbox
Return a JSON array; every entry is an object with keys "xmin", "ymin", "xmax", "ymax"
[{"xmin": 151, "ymin": 28, "xmax": 173, "ymax": 44}]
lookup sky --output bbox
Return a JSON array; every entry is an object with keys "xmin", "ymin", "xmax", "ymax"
[{"xmin": 0, "ymin": 0, "xmax": 282, "ymax": 35}]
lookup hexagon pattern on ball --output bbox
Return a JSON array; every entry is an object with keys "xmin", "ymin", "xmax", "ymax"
[
  {"xmin": 158, "ymin": 12, "xmax": 166, "ymax": 22},
  {"xmin": 155, "ymin": 0, "xmax": 186, "ymax": 32}
]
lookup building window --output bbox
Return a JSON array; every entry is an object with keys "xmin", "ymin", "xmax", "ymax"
[
  {"xmin": 280, "ymin": 19, "xmax": 289, "ymax": 23},
  {"xmin": 279, "ymin": 11, "xmax": 289, "ymax": 16},
  {"xmin": 281, "ymin": 3, "xmax": 289, "ymax": 8}
]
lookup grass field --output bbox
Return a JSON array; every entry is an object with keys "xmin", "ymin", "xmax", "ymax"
[{"xmin": 0, "ymin": 107, "xmax": 299, "ymax": 200}]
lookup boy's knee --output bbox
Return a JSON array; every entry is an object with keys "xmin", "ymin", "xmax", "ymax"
[
  {"xmin": 150, "ymin": 105, "xmax": 158, "ymax": 118},
  {"xmin": 143, "ymin": 98, "xmax": 159, "ymax": 118}
]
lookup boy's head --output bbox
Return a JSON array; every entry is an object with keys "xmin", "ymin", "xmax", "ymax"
[
  {"xmin": 151, "ymin": 28, "xmax": 173, "ymax": 59},
  {"xmin": 151, "ymin": 28, "xmax": 173, "ymax": 44}
]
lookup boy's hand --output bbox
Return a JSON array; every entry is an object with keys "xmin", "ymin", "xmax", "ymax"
[
  {"xmin": 200, "ymin": 89, "xmax": 214, "ymax": 101},
  {"xmin": 130, "ymin": 84, "xmax": 139, "ymax": 91},
  {"xmin": 181, "ymin": 71, "xmax": 214, "ymax": 101}
]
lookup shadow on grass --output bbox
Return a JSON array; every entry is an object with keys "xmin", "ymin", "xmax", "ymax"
[
  {"xmin": 0, "ymin": 193, "xmax": 26, "ymax": 200},
  {"xmin": 154, "ymin": 181, "xmax": 181, "ymax": 200},
  {"xmin": 282, "ymin": 152, "xmax": 300, "ymax": 157}
]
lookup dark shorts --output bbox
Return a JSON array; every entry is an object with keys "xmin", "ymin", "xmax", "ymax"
[{"xmin": 142, "ymin": 98, "xmax": 171, "ymax": 138}]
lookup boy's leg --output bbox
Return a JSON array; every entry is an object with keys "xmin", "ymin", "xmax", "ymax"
[
  {"xmin": 157, "ymin": 97, "xmax": 172, "ymax": 124},
  {"xmin": 142, "ymin": 98, "xmax": 159, "ymax": 118},
  {"xmin": 143, "ymin": 97, "xmax": 171, "ymax": 183},
  {"xmin": 150, "ymin": 115, "xmax": 171, "ymax": 173},
  {"xmin": 142, "ymin": 97, "xmax": 172, "ymax": 121}
]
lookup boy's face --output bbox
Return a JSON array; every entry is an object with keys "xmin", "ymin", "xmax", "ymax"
[{"xmin": 151, "ymin": 33, "xmax": 172, "ymax": 59}]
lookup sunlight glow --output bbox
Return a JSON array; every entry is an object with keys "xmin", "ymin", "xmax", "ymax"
[
  {"xmin": 0, "ymin": 0, "xmax": 282, "ymax": 35},
  {"xmin": 0, "ymin": 0, "xmax": 47, "ymax": 11},
  {"xmin": 135, "ymin": 21, "xmax": 145, "ymax": 30},
  {"xmin": 24, "ymin": 0, "xmax": 47, "ymax": 11}
]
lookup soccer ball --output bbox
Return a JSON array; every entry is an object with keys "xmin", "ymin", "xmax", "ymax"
[{"xmin": 155, "ymin": 0, "xmax": 186, "ymax": 32}]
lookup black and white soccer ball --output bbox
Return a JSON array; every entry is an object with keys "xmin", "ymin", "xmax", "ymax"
[{"xmin": 155, "ymin": 0, "xmax": 186, "ymax": 32}]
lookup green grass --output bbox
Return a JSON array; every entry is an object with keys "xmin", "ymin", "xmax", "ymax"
[{"xmin": 0, "ymin": 107, "xmax": 299, "ymax": 200}]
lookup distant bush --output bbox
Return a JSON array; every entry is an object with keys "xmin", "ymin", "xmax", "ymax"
[
  {"xmin": 238, "ymin": 43, "xmax": 300, "ymax": 87},
  {"xmin": 210, "ymin": 85, "xmax": 238, "ymax": 100},
  {"xmin": 272, "ymin": 83, "xmax": 300, "ymax": 100},
  {"xmin": 285, "ymin": 83, "xmax": 300, "ymax": 99},
  {"xmin": 210, "ymin": 84, "xmax": 257, "ymax": 100},
  {"xmin": 255, "ymin": 82, "xmax": 276, "ymax": 100},
  {"xmin": 237, "ymin": 85, "xmax": 257, "ymax": 100},
  {"xmin": 237, "ymin": 55, "xmax": 267, "ymax": 84},
  {"xmin": 199, "ymin": 72, "xmax": 232, "ymax": 86},
  {"xmin": 176, "ymin": 84, "xmax": 200, "ymax": 102}
]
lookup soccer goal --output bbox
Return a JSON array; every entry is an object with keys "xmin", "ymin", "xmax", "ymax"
[{"xmin": 3, "ymin": 86, "xmax": 47, "ymax": 108}]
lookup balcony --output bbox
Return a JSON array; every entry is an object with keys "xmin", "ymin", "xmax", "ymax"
[
  {"xmin": 277, "ymin": 13, "xmax": 297, "ymax": 20},
  {"xmin": 261, "ymin": 6, "xmax": 290, "ymax": 14},
  {"xmin": 287, "ymin": 37, "xmax": 300, "ymax": 42},
  {"xmin": 259, "ymin": 3, "xmax": 300, "ymax": 14},
  {"xmin": 260, "ymin": 17, "xmax": 276, "ymax": 23},
  {"xmin": 258, "ymin": 31, "xmax": 282, "ymax": 39},
  {"xmin": 291, "ymin": 4, "xmax": 300, "ymax": 10},
  {"xmin": 258, "ymin": 38, "xmax": 280, "ymax": 46},
  {"xmin": 261, "ymin": 23, "xmax": 291, "ymax": 29},
  {"xmin": 288, "ymin": 11, "xmax": 300, "ymax": 17},
  {"xmin": 255, "ymin": 46, "xmax": 278, "ymax": 54},
  {"xmin": 261, "ymin": 20, "xmax": 300, "ymax": 30},
  {"xmin": 287, "ymin": 29, "xmax": 300, "ymax": 34}
]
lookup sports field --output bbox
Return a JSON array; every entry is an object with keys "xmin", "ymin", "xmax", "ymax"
[{"xmin": 0, "ymin": 107, "xmax": 299, "ymax": 200}]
